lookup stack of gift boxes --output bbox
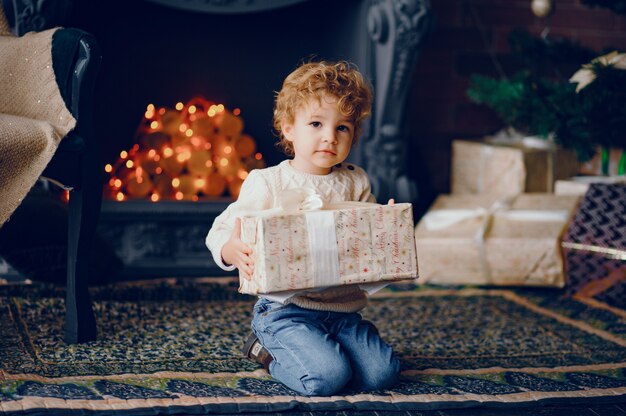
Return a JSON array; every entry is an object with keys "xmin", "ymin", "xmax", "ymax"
[{"xmin": 415, "ymin": 136, "xmax": 626, "ymax": 308}]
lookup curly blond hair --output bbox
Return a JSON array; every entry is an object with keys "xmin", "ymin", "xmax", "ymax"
[{"xmin": 273, "ymin": 60, "xmax": 373, "ymax": 156}]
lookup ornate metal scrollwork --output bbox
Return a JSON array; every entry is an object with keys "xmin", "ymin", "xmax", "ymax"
[
  {"xmin": 364, "ymin": 0, "xmax": 432, "ymax": 204},
  {"xmin": 7, "ymin": 0, "xmax": 73, "ymax": 35}
]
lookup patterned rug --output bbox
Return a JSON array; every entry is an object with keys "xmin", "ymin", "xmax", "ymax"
[{"xmin": 1, "ymin": 278, "xmax": 626, "ymax": 415}]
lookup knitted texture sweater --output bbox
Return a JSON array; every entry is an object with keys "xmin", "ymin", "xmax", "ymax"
[
  {"xmin": 206, "ymin": 159, "xmax": 376, "ymax": 313},
  {"xmin": 0, "ymin": 8, "xmax": 76, "ymax": 226}
]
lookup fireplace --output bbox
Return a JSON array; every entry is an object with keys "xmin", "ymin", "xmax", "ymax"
[{"xmin": 6, "ymin": 0, "xmax": 432, "ymax": 277}]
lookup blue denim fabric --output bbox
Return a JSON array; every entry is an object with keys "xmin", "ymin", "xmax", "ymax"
[{"xmin": 250, "ymin": 297, "xmax": 401, "ymax": 396}]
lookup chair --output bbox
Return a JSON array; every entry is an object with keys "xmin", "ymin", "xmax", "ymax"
[{"xmin": 0, "ymin": 3, "xmax": 101, "ymax": 343}]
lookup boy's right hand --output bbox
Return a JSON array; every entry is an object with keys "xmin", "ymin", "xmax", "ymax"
[{"xmin": 221, "ymin": 218, "xmax": 254, "ymax": 280}]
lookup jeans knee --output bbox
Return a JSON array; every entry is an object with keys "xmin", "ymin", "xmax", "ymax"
[
  {"xmin": 361, "ymin": 354, "xmax": 401, "ymax": 391},
  {"xmin": 301, "ymin": 360, "xmax": 352, "ymax": 396}
]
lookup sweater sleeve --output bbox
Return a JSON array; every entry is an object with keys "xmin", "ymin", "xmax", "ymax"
[{"xmin": 205, "ymin": 169, "xmax": 272, "ymax": 271}]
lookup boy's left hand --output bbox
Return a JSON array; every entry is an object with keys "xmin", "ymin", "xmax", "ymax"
[{"xmin": 387, "ymin": 198, "xmax": 395, "ymax": 205}]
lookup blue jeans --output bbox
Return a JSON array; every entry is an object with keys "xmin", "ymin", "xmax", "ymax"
[{"xmin": 250, "ymin": 297, "xmax": 401, "ymax": 396}]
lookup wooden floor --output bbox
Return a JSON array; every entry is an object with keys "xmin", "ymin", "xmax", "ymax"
[{"xmin": 202, "ymin": 403, "xmax": 626, "ymax": 416}]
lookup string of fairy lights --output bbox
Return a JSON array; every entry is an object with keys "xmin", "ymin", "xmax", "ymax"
[{"xmin": 104, "ymin": 97, "xmax": 265, "ymax": 202}]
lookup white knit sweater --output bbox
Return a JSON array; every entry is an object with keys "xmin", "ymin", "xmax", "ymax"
[{"xmin": 206, "ymin": 159, "xmax": 377, "ymax": 312}]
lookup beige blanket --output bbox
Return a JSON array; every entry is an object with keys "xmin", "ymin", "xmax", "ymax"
[{"xmin": 0, "ymin": 5, "xmax": 76, "ymax": 226}]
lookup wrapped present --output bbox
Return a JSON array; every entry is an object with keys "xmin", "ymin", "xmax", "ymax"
[
  {"xmin": 555, "ymin": 176, "xmax": 626, "ymax": 196},
  {"xmin": 415, "ymin": 193, "xmax": 580, "ymax": 287},
  {"xmin": 239, "ymin": 201, "xmax": 418, "ymax": 295},
  {"xmin": 562, "ymin": 184, "xmax": 626, "ymax": 309},
  {"xmin": 451, "ymin": 137, "xmax": 580, "ymax": 196}
]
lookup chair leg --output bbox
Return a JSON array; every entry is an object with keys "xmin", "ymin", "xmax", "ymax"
[{"xmin": 64, "ymin": 183, "xmax": 100, "ymax": 343}]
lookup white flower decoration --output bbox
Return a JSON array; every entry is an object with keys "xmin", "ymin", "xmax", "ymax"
[{"xmin": 570, "ymin": 51, "xmax": 626, "ymax": 93}]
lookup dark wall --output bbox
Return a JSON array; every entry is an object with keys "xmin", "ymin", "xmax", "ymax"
[{"xmin": 407, "ymin": 0, "xmax": 626, "ymax": 197}]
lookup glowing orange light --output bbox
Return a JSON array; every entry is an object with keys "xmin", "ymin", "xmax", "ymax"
[
  {"xmin": 233, "ymin": 108, "xmax": 241, "ymax": 116},
  {"xmin": 178, "ymin": 123, "xmax": 188, "ymax": 132},
  {"xmin": 155, "ymin": 167, "xmax": 163, "ymax": 174},
  {"xmin": 208, "ymin": 109, "xmax": 216, "ymax": 117},
  {"xmin": 192, "ymin": 195, "xmax": 199, "ymax": 202},
  {"xmin": 224, "ymin": 145, "xmax": 232, "ymax": 154},
  {"xmin": 189, "ymin": 114, "xmax": 197, "ymax": 121},
  {"xmin": 137, "ymin": 176, "xmax": 144, "ymax": 184},
  {"xmin": 175, "ymin": 191, "xmax": 183, "ymax": 200},
  {"xmin": 108, "ymin": 178, "xmax": 116, "ymax": 186},
  {"xmin": 158, "ymin": 107, "xmax": 166, "ymax": 115},
  {"xmin": 188, "ymin": 105, "xmax": 197, "ymax": 114},
  {"xmin": 62, "ymin": 190, "xmax": 70, "ymax": 202},
  {"xmin": 145, "ymin": 110, "xmax": 154, "ymax": 119},
  {"xmin": 220, "ymin": 158, "xmax": 229, "ymax": 167},
  {"xmin": 172, "ymin": 178, "xmax": 180, "ymax": 187},
  {"xmin": 104, "ymin": 164, "xmax": 113, "ymax": 173},
  {"xmin": 205, "ymin": 160, "xmax": 213, "ymax": 168},
  {"xmin": 120, "ymin": 150, "xmax": 128, "ymax": 159},
  {"xmin": 195, "ymin": 178, "xmax": 205, "ymax": 188},
  {"xmin": 176, "ymin": 154, "xmax": 186, "ymax": 163},
  {"xmin": 126, "ymin": 160, "xmax": 134, "ymax": 168},
  {"xmin": 116, "ymin": 192, "xmax": 125, "ymax": 201},
  {"xmin": 216, "ymin": 104, "xmax": 225, "ymax": 113},
  {"xmin": 147, "ymin": 104, "xmax": 155, "ymax": 111},
  {"xmin": 132, "ymin": 144, "xmax": 139, "ymax": 152},
  {"xmin": 163, "ymin": 147, "xmax": 173, "ymax": 157},
  {"xmin": 150, "ymin": 193, "xmax": 160, "ymax": 202},
  {"xmin": 191, "ymin": 137, "xmax": 202, "ymax": 147},
  {"xmin": 150, "ymin": 121, "xmax": 159, "ymax": 129},
  {"xmin": 238, "ymin": 170, "xmax": 249, "ymax": 180},
  {"xmin": 175, "ymin": 102, "xmax": 184, "ymax": 111},
  {"xmin": 205, "ymin": 143, "xmax": 212, "ymax": 150},
  {"xmin": 154, "ymin": 155, "xmax": 161, "ymax": 162},
  {"xmin": 113, "ymin": 179, "xmax": 122, "ymax": 188},
  {"xmin": 148, "ymin": 149, "xmax": 157, "ymax": 158},
  {"xmin": 255, "ymin": 152, "xmax": 262, "ymax": 160},
  {"xmin": 185, "ymin": 129, "xmax": 193, "ymax": 137}
]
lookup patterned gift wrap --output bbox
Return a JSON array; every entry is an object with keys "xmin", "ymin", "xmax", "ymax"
[
  {"xmin": 451, "ymin": 139, "xmax": 580, "ymax": 196},
  {"xmin": 415, "ymin": 194, "xmax": 581, "ymax": 287},
  {"xmin": 562, "ymin": 183, "xmax": 626, "ymax": 308},
  {"xmin": 238, "ymin": 203, "xmax": 418, "ymax": 294}
]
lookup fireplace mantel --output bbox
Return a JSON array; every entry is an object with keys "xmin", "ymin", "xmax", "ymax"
[{"xmin": 5, "ymin": 0, "xmax": 432, "ymax": 205}]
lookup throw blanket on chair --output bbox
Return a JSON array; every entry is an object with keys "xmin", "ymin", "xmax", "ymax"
[{"xmin": 0, "ymin": 7, "xmax": 76, "ymax": 226}]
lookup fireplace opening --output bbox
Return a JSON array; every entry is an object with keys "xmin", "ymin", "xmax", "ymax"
[{"xmin": 69, "ymin": 0, "xmax": 372, "ymax": 171}]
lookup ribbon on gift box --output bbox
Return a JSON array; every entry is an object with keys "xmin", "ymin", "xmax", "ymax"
[
  {"xmin": 245, "ymin": 188, "xmax": 379, "ymax": 288},
  {"xmin": 423, "ymin": 196, "xmax": 569, "ymax": 283}
]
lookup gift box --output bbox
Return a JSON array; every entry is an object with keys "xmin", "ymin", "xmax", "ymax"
[
  {"xmin": 451, "ymin": 138, "xmax": 580, "ymax": 196},
  {"xmin": 555, "ymin": 176, "xmax": 626, "ymax": 196},
  {"xmin": 562, "ymin": 184, "xmax": 626, "ymax": 309},
  {"xmin": 238, "ymin": 202, "xmax": 419, "ymax": 295},
  {"xmin": 415, "ymin": 194, "xmax": 580, "ymax": 287}
]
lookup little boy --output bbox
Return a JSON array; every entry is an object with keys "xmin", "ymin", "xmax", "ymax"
[{"xmin": 206, "ymin": 61, "xmax": 400, "ymax": 396}]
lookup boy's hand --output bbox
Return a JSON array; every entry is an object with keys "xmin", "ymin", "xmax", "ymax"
[
  {"xmin": 222, "ymin": 218, "xmax": 255, "ymax": 280},
  {"xmin": 387, "ymin": 198, "xmax": 395, "ymax": 206}
]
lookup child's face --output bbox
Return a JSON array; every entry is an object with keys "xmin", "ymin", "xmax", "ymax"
[{"xmin": 282, "ymin": 94, "xmax": 354, "ymax": 175}]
